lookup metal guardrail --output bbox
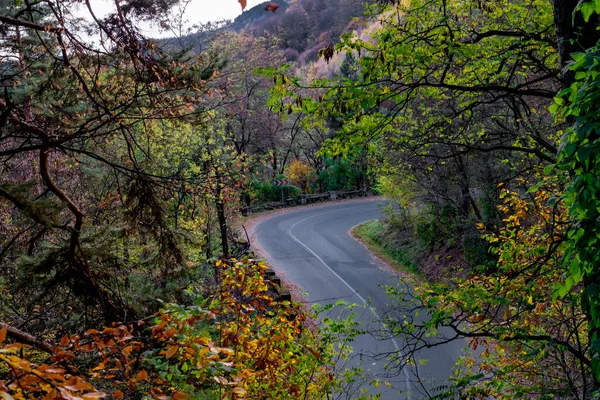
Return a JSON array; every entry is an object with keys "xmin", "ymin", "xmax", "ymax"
[{"xmin": 241, "ymin": 188, "xmax": 368, "ymax": 216}]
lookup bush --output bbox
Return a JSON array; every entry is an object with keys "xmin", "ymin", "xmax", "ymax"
[
  {"xmin": 250, "ymin": 180, "xmax": 301, "ymax": 203},
  {"xmin": 316, "ymin": 158, "xmax": 364, "ymax": 192},
  {"xmin": 462, "ymin": 230, "xmax": 494, "ymax": 268},
  {"xmin": 0, "ymin": 259, "xmax": 347, "ymax": 399}
]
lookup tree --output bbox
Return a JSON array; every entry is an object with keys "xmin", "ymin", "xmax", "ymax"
[
  {"xmin": 288, "ymin": 159, "xmax": 314, "ymax": 192},
  {"xmin": 339, "ymin": 52, "xmax": 359, "ymax": 81},
  {"xmin": 381, "ymin": 182, "xmax": 593, "ymax": 397},
  {"xmin": 271, "ymin": 0, "xmax": 564, "ymax": 214},
  {"xmin": 265, "ymin": 0, "xmax": 600, "ymax": 395},
  {"xmin": 554, "ymin": 2, "xmax": 600, "ymax": 387},
  {"xmin": 0, "ymin": 0, "xmax": 227, "ymax": 333},
  {"xmin": 209, "ymin": 31, "xmax": 286, "ymax": 159},
  {"xmin": 0, "ymin": 258, "xmax": 351, "ymax": 399}
]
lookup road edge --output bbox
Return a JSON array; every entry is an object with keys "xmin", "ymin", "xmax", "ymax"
[
  {"xmin": 239, "ymin": 198, "xmax": 384, "ymax": 317},
  {"xmin": 349, "ymin": 220, "xmax": 423, "ymax": 286}
]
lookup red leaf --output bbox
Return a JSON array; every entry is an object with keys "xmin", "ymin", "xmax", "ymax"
[
  {"xmin": 265, "ymin": 2, "xmax": 279, "ymax": 12},
  {"xmin": 319, "ymin": 44, "xmax": 335, "ymax": 64},
  {"xmin": 238, "ymin": 0, "xmax": 247, "ymax": 10}
]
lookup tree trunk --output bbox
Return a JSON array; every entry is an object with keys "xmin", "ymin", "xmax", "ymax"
[
  {"xmin": 454, "ymin": 155, "xmax": 474, "ymax": 218},
  {"xmin": 215, "ymin": 176, "xmax": 229, "ymax": 259},
  {"xmin": 272, "ymin": 152, "xmax": 278, "ymax": 178},
  {"xmin": 553, "ymin": 0, "xmax": 600, "ymax": 87}
]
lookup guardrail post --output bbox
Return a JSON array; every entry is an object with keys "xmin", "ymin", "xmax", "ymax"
[
  {"xmin": 329, "ymin": 191, "xmax": 337, "ymax": 201},
  {"xmin": 300, "ymin": 194, "xmax": 307, "ymax": 205}
]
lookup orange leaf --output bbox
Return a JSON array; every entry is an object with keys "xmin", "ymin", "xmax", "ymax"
[
  {"xmin": 122, "ymin": 346, "xmax": 133, "ymax": 356},
  {"xmin": 0, "ymin": 329, "xmax": 6, "ymax": 345},
  {"xmin": 172, "ymin": 392, "xmax": 189, "ymax": 400},
  {"xmin": 113, "ymin": 390, "xmax": 124, "ymax": 399},
  {"xmin": 238, "ymin": 0, "xmax": 246, "ymax": 10},
  {"xmin": 136, "ymin": 369, "xmax": 148, "ymax": 381},
  {"xmin": 165, "ymin": 345, "xmax": 178, "ymax": 359},
  {"xmin": 58, "ymin": 387, "xmax": 80, "ymax": 400},
  {"xmin": 92, "ymin": 363, "xmax": 105, "ymax": 371},
  {"xmin": 165, "ymin": 328, "xmax": 177, "ymax": 338},
  {"xmin": 64, "ymin": 378, "xmax": 94, "ymax": 391}
]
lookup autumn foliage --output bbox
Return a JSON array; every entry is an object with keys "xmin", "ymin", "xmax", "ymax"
[
  {"xmin": 288, "ymin": 160, "xmax": 314, "ymax": 193},
  {"xmin": 384, "ymin": 179, "xmax": 592, "ymax": 397},
  {"xmin": 0, "ymin": 259, "xmax": 335, "ymax": 399}
]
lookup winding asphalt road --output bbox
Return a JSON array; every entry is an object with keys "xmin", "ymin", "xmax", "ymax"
[{"xmin": 253, "ymin": 200, "xmax": 465, "ymax": 399}]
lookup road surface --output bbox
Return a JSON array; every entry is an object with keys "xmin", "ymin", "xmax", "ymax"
[{"xmin": 253, "ymin": 200, "xmax": 465, "ymax": 399}]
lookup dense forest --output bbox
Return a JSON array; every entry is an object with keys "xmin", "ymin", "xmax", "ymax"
[{"xmin": 1, "ymin": 0, "xmax": 600, "ymax": 398}]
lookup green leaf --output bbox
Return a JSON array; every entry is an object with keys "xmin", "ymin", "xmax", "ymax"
[
  {"xmin": 581, "ymin": 2, "xmax": 595, "ymax": 23},
  {"xmin": 543, "ymin": 164, "xmax": 555, "ymax": 175}
]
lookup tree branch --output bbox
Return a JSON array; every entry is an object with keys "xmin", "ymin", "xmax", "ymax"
[
  {"xmin": 0, "ymin": 322, "xmax": 54, "ymax": 354},
  {"xmin": 0, "ymin": 14, "xmax": 62, "ymax": 33}
]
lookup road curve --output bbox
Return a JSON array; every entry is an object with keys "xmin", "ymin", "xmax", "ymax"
[{"xmin": 253, "ymin": 200, "xmax": 463, "ymax": 399}]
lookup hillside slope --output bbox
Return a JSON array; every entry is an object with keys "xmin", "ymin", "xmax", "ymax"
[{"xmin": 230, "ymin": 0, "xmax": 375, "ymax": 62}]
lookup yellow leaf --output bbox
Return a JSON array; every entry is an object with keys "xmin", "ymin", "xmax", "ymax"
[
  {"xmin": 0, "ymin": 344, "xmax": 20, "ymax": 354},
  {"xmin": 1, "ymin": 391, "xmax": 15, "ymax": 400},
  {"xmin": 122, "ymin": 346, "xmax": 133, "ymax": 356}
]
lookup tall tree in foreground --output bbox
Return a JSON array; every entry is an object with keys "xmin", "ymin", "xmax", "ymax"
[
  {"xmin": 267, "ymin": 0, "xmax": 600, "ymax": 396},
  {"xmin": 554, "ymin": 0, "xmax": 600, "ymax": 389},
  {"xmin": 0, "ymin": 0, "xmax": 225, "ymax": 333}
]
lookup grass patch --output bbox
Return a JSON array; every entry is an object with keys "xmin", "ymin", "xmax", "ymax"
[{"xmin": 353, "ymin": 220, "xmax": 424, "ymax": 280}]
